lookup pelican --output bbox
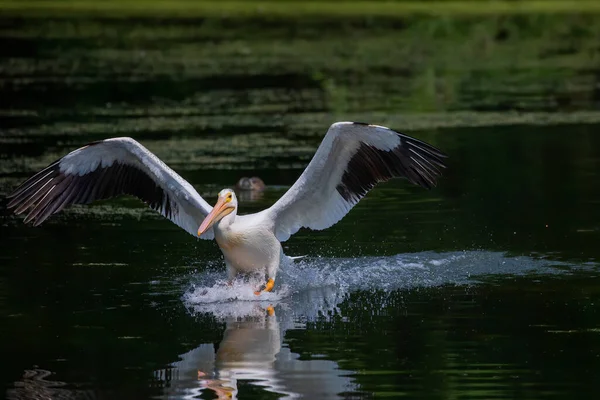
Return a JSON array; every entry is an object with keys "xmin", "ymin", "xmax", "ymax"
[{"xmin": 6, "ymin": 122, "xmax": 447, "ymax": 294}]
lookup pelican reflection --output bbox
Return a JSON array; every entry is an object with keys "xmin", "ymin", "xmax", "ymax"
[{"xmin": 155, "ymin": 289, "xmax": 354, "ymax": 399}]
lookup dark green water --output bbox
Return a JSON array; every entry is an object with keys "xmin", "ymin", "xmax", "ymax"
[{"xmin": 2, "ymin": 11, "xmax": 600, "ymax": 400}]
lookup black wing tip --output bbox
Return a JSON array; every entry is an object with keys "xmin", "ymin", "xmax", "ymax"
[
  {"xmin": 8, "ymin": 141, "xmax": 105, "ymax": 197},
  {"xmin": 349, "ymin": 121, "xmax": 449, "ymax": 160},
  {"xmin": 7, "ymin": 139, "xmax": 177, "ymax": 228},
  {"xmin": 400, "ymin": 136, "xmax": 449, "ymax": 176},
  {"xmin": 400, "ymin": 133, "xmax": 448, "ymax": 158},
  {"xmin": 7, "ymin": 160, "xmax": 61, "ymax": 197},
  {"xmin": 338, "ymin": 128, "xmax": 449, "ymax": 200},
  {"xmin": 6, "ymin": 159, "xmax": 68, "ymax": 225}
]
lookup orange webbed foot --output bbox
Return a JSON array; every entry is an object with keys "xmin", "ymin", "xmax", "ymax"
[{"xmin": 254, "ymin": 278, "xmax": 275, "ymax": 295}]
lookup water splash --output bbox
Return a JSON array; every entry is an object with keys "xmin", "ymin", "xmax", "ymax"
[
  {"xmin": 183, "ymin": 250, "xmax": 592, "ymax": 314},
  {"xmin": 183, "ymin": 276, "xmax": 290, "ymax": 305}
]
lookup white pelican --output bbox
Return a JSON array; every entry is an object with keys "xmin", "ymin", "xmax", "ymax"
[{"xmin": 7, "ymin": 122, "xmax": 447, "ymax": 294}]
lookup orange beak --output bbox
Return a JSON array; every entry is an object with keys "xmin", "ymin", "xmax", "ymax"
[{"xmin": 198, "ymin": 196, "xmax": 230, "ymax": 236}]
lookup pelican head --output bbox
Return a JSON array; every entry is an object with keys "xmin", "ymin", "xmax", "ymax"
[{"xmin": 198, "ymin": 189, "xmax": 237, "ymax": 236}]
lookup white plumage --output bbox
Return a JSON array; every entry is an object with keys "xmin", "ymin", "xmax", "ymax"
[
  {"xmin": 261, "ymin": 122, "xmax": 443, "ymax": 241},
  {"xmin": 8, "ymin": 137, "xmax": 215, "ymax": 239},
  {"xmin": 7, "ymin": 121, "xmax": 447, "ymax": 294}
]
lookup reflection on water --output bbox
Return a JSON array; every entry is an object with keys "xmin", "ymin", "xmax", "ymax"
[
  {"xmin": 7, "ymin": 369, "xmax": 95, "ymax": 400},
  {"xmin": 156, "ymin": 297, "xmax": 355, "ymax": 399},
  {"xmin": 235, "ymin": 189, "xmax": 265, "ymax": 203}
]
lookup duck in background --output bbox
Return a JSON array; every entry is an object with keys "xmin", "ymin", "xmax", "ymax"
[
  {"xmin": 234, "ymin": 176, "xmax": 267, "ymax": 202},
  {"xmin": 234, "ymin": 176, "xmax": 266, "ymax": 192}
]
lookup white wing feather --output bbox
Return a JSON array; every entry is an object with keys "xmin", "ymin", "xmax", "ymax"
[
  {"xmin": 262, "ymin": 122, "xmax": 447, "ymax": 241},
  {"xmin": 8, "ymin": 137, "xmax": 215, "ymax": 239}
]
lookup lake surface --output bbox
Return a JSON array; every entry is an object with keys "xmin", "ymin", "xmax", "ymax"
[{"xmin": 2, "ymin": 9, "xmax": 600, "ymax": 400}]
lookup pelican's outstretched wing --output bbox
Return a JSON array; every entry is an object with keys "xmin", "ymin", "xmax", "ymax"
[
  {"xmin": 264, "ymin": 121, "xmax": 447, "ymax": 241},
  {"xmin": 7, "ymin": 137, "xmax": 215, "ymax": 239}
]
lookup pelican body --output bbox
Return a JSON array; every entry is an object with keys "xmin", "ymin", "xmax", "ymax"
[
  {"xmin": 198, "ymin": 190, "xmax": 282, "ymax": 292},
  {"xmin": 7, "ymin": 122, "xmax": 447, "ymax": 294}
]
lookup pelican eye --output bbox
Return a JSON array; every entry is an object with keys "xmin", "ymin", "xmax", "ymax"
[{"xmin": 226, "ymin": 193, "xmax": 233, "ymax": 202}]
